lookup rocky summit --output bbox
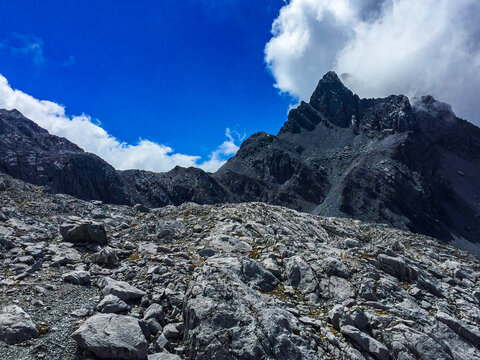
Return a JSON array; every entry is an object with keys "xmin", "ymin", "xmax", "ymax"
[
  {"xmin": 1, "ymin": 71, "xmax": 479, "ymax": 256},
  {"xmin": 0, "ymin": 174, "xmax": 480, "ymax": 359}
]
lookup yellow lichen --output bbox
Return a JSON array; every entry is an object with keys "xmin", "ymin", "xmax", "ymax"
[{"xmin": 127, "ymin": 253, "xmax": 142, "ymax": 261}]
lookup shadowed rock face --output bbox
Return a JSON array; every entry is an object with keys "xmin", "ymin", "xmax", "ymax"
[
  {"xmin": 1, "ymin": 71, "xmax": 479, "ymax": 254},
  {"xmin": 0, "ymin": 109, "xmax": 127, "ymax": 205},
  {"xmin": 219, "ymin": 72, "xmax": 480, "ymax": 254},
  {"xmin": 0, "ymin": 108, "xmax": 233, "ymax": 208}
]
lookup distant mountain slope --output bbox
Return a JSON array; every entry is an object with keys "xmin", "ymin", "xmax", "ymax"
[
  {"xmin": 0, "ymin": 109, "xmax": 127, "ymax": 204},
  {"xmin": 0, "ymin": 108, "xmax": 231, "ymax": 207},
  {"xmin": 217, "ymin": 72, "xmax": 480, "ymax": 254},
  {"xmin": 1, "ymin": 72, "xmax": 479, "ymax": 254}
]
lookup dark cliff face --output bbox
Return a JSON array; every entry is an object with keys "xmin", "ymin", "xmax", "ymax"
[
  {"xmin": 1, "ymin": 71, "xmax": 479, "ymax": 254},
  {"xmin": 119, "ymin": 166, "xmax": 231, "ymax": 207},
  {"xmin": 0, "ymin": 109, "xmax": 127, "ymax": 205},
  {"xmin": 219, "ymin": 72, "xmax": 480, "ymax": 253},
  {"xmin": 214, "ymin": 132, "xmax": 329, "ymax": 210},
  {"xmin": 0, "ymin": 109, "xmax": 229, "ymax": 208}
]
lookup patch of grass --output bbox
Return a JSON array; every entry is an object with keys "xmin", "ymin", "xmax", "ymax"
[
  {"xmin": 248, "ymin": 248, "xmax": 261, "ymax": 260},
  {"xmin": 265, "ymin": 284, "xmax": 290, "ymax": 301},
  {"xmin": 307, "ymin": 305, "xmax": 329, "ymax": 319},
  {"xmin": 127, "ymin": 253, "xmax": 142, "ymax": 261},
  {"xmin": 339, "ymin": 252, "xmax": 353, "ymax": 260},
  {"xmin": 360, "ymin": 253, "xmax": 373, "ymax": 260},
  {"xmin": 15, "ymin": 200, "xmax": 30, "ymax": 209},
  {"xmin": 36, "ymin": 324, "xmax": 49, "ymax": 335},
  {"xmin": 374, "ymin": 309, "xmax": 389, "ymax": 316}
]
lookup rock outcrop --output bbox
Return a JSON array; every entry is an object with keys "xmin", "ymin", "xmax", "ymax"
[
  {"xmin": 0, "ymin": 305, "xmax": 39, "ymax": 345},
  {"xmin": 0, "ymin": 174, "xmax": 479, "ymax": 359},
  {"xmin": 71, "ymin": 313, "xmax": 148, "ymax": 359}
]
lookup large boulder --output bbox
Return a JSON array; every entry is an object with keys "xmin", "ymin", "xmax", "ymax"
[
  {"xmin": 60, "ymin": 221, "xmax": 107, "ymax": 245},
  {"xmin": 341, "ymin": 325, "xmax": 390, "ymax": 360},
  {"xmin": 71, "ymin": 313, "xmax": 147, "ymax": 359},
  {"xmin": 91, "ymin": 247, "xmax": 119, "ymax": 267},
  {"xmin": 285, "ymin": 255, "xmax": 318, "ymax": 294},
  {"xmin": 99, "ymin": 277, "xmax": 146, "ymax": 301},
  {"xmin": 0, "ymin": 305, "xmax": 39, "ymax": 345},
  {"xmin": 62, "ymin": 270, "xmax": 91, "ymax": 285},
  {"xmin": 96, "ymin": 294, "xmax": 129, "ymax": 314}
]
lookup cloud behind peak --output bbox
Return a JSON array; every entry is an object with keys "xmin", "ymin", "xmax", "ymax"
[
  {"xmin": 0, "ymin": 74, "xmax": 239, "ymax": 172},
  {"xmin": 265, "ymin": 0, "xmax": 480, "ymax": 124}
]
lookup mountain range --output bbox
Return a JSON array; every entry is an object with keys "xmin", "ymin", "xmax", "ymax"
[{"xmin": 1, "ymin": 71, "xmax": 479, "ymax": 255}]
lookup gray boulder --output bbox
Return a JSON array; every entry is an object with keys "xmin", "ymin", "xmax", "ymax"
[
  {"xmin": 240, "ymin": 257, "xmax": 279, "ymax": 292},
  {"xmin": 285, "ymin": 256, "xmax": 317, "ymax": 294},
  {"xmin": 62, "ymin": 270, "xmax": 91, "ymax": 285},
  {"xmin": 71, "ymin": 313, "xmax": 147, "ymax": 359},
  {"xmin": 341, "ymin": 325, "xmax": 390, "ymax": 360},
  {"xmin": 99, "ymin": 277, "xmax": 146, "ymax": 301},
  {"xmin": 198, "ymin": 248, "xmax": 216, "ymax": 258},
  {"xmin": 91, "ymin": 247, "xmax": 119, "ymax": 268},
  {"xmin": 376, "ymin": 254, "xmax": 415, "ymax": 281},
  {"xmin": 134, "ymin": 203, "xmax": 150, "ymax": 213},
  {"xmin": 143, "ymin": 303, "xmax": 165, "ymax": 324},
  {"xmin": 60, "ymin": 221, "xmax": 107, "ymax": 245},
  {"xmin": 162, "ymin": 323, "xmax": 181, "ymax": 340},
  {"xmin": 96, "ymin": 294, "xmax": 129, "ymax": 313},
  {"xmin": 50, "ymin": 244, "xmax": 81, "ymax": 265},
  {"xmin": 436, "ymin": 312, "xmax": 480, "ymax": 349},
  {"xmin": 148, "ymin": 352, "xmax": 181, "ymax": 360},
  {"xmin": 0, "ymin": 305, "xmax": 39, "ymax": 345}
]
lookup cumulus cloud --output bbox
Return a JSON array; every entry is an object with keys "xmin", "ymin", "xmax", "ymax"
[
  {"xmin": 0, "ymin": 74, "xmax": 239, "ymax": 172},
  {"xmin": 265, "ymin": 0, "xmax": 480, "ymax": 123}
]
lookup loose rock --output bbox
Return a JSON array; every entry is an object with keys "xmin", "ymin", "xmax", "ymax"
[{"xmin": 71, "ymin": 313, "xmax": 147, "ymax": 359}]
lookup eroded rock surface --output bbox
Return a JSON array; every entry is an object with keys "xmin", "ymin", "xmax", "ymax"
[
  {"xmin": 71, "ymin": 313, "xmax": 148, "ymax": 359},
  {"xmin": 0, "ymin": 305, "xmax": 39, "ymax": 345},
  {"xmin": 0, "ymin": 174, "xmax": 479, "ymax": 359}
]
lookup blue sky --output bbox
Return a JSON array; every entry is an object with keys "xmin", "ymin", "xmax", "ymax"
[
  {"xmin": 0, "ymin": 0, "xmax": 291, "ymax": 168},
  {"xmin": 1, "ymin": 1, "xmax": 479, "ymax": 171}
]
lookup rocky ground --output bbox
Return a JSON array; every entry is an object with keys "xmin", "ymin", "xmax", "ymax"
[{"xmin": 0, "ymin": 173, "xmax": 480, "ymax": 359}]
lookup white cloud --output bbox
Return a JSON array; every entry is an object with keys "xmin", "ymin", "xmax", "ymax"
[
  {"xmin": 0, "ymin": 74, "xmax": 239, "ymax": 172},
  {"xmin": 265, "ymin": 0, "xmax": 480, "ymax": 123},
  {"xmin": 199, "ymin": 128, "xmax": 243, "ymax": 172}
]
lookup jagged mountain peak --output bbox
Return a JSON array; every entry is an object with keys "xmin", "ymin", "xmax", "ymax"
[
  {"xmin": 280, "ymin": 72, "xmax": 418, "ymax": 135},
  {"xmin": 309, "ymin": 71, "xmax": 358, "ymax": 128}
]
